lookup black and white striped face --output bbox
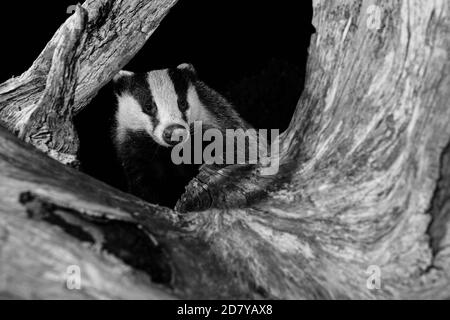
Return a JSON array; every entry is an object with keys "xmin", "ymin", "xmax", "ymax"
[{"xmin": 113, "ymin": 64, "xmax": 201, "ymax": 147}]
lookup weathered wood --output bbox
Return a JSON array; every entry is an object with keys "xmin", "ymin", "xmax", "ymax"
[
  {"xmin": 178, "ymin": 0, "xmax": 450, "ymax": 299},
  {"xmin": 0, "ymin": 0, "xmax": 450, "ymax": 300},
  {"xmin": 0, "ymin": 125, "xmax": 255, "ymax": 299},
  {"xmin": 16, "ymin": 6, "xmax": 87, "ymax": 166}
]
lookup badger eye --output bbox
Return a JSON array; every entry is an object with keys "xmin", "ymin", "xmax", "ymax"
[
  {"xmin": 143, "ymin": 102, "xmax": 156, "ymax": 115},
  {"xmin": 178, "ymin": 99, "xmax": 189, "ymax": 112}
]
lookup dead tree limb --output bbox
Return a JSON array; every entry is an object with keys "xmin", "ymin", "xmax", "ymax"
[
  {"xmin": 16, "ymin": 6, "xmax": 88, "ymax": 166},
  {"xmin": 0, "ymin": 0, "xmax": 450, "ymax": 299},
  {"xmin": 0, "ymin": 0, "xmax": 178, "ymax": 163},
  {"xmin": 0, "ymin": 125, "xmax": 258, "ymax": 299}
]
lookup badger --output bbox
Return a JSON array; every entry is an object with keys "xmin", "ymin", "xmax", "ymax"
[{"xmin": 112, "ymin": 63, "xmax": 257, "ymax": 206}]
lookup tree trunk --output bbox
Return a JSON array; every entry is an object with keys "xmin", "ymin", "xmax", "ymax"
[{"xmin": 0, "ymin": 0, "xmax": 449, "ymax": 299}]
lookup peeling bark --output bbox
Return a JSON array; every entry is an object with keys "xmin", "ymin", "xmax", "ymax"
[{"xmin": 0, "ymin": 0, "xmax": 450, "ymax": 299}]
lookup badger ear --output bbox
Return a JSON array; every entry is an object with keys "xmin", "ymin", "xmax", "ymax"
[
  {"xmin": 113, "ymin": 70, "xmax": 134, "ymax": 83},
  {"xmin": 177, "ymin": 63, "xmax": 196, "ymax": 75},
  {"xmin": 112, "ymin": 70, "xmax": 134, "ymax": 94}
]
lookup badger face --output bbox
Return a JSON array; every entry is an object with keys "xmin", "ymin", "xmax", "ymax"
[{"xmin": 113, "ymin": 64, "xmax": 199, "ymax": 147}]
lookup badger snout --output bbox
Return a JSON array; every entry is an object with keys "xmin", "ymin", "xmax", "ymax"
[{"xmin": 162, "ymin": 124, "xmax": 188, "ymax": 146}]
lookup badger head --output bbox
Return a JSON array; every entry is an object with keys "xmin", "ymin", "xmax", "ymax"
[{"xmin": 113, "ymin": 63, "xmax": 204, "ymax": 147}]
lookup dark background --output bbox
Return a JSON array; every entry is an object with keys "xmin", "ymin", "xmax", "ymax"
[{"xmin": 0, "ymin": 0, "xmax": 314, "ymax": 207}]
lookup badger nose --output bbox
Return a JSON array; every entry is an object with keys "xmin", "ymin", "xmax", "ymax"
[{"xmin": 163, "ymin": 124, "xmax": 187, "ymax": 146}]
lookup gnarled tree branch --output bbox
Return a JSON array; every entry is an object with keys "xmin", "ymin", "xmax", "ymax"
[{"xmin": 0, "ymin": 0, "xmax": 178, "ymax": 162}]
